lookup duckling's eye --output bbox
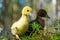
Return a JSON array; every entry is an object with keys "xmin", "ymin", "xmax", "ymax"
[{"xmin": 27, "ymin": 10, "xmax": 29, "ymax": 12}]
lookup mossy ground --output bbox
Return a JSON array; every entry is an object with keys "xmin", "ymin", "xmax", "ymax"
[{"xmin": 0, "ymin": 19, "xmax": 60, "ymax": 40}]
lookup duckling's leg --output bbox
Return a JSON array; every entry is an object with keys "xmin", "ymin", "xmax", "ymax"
[
  {"xmin": 43, "ymin": 18, "xmax": 47, "ymax": 36},
  {"xmin": 16, "ymin": 34, "xmax": 21, "ymax": 40},
  {"xmin": 44, "ymin": 26, "xmax": 47, "ymax": 36}
]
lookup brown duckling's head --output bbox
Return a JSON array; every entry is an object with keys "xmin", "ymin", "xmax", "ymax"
[{"xmin": 37, "ymin": 9, "xmax": 50, "ymax": 19}]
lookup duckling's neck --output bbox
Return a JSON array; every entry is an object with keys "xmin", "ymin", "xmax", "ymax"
[
  {"xmin": 18, "ymin": 15, "xmax": 28, "ymax": 21},
  {"xmin": 22, "ymin": 15, "xmax": 28, "ymax": 17}
]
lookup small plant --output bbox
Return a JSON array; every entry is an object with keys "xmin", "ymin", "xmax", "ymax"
[{"xmin": 30, "ymin": 22, "xmax": 43, "ymax": 36}]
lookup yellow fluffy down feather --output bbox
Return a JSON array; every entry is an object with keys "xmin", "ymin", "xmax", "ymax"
[{"xmin": 11, "ymin": 6, "xmax": 32, "ymax": 40}]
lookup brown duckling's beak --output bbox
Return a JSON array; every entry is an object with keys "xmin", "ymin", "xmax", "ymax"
[{"xmin": 46, "ymin": 14, "xmax": 50, "ymax": 19}]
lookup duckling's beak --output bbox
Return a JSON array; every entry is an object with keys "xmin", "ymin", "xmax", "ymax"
[
  {"xmin": 29, "ymin": 13, "xmax": 36, "ymax": 21},
  {"xmin": 29, "ymin": 13, "xmax": 35, "ymax": 18},
  {"xmin": 46, "ymin": 14, "xmax": 50, "ymax": 19}
]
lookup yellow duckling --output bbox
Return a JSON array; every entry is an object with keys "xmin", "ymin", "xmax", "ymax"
[{"xmin": 11, "ymin": 6, "xmax": 32, "ymax": 40}]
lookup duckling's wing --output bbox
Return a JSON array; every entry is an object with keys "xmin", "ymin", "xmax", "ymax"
[{"xmin": 11, "ymin": 22, "xmax": 19, "ymax": 35}]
